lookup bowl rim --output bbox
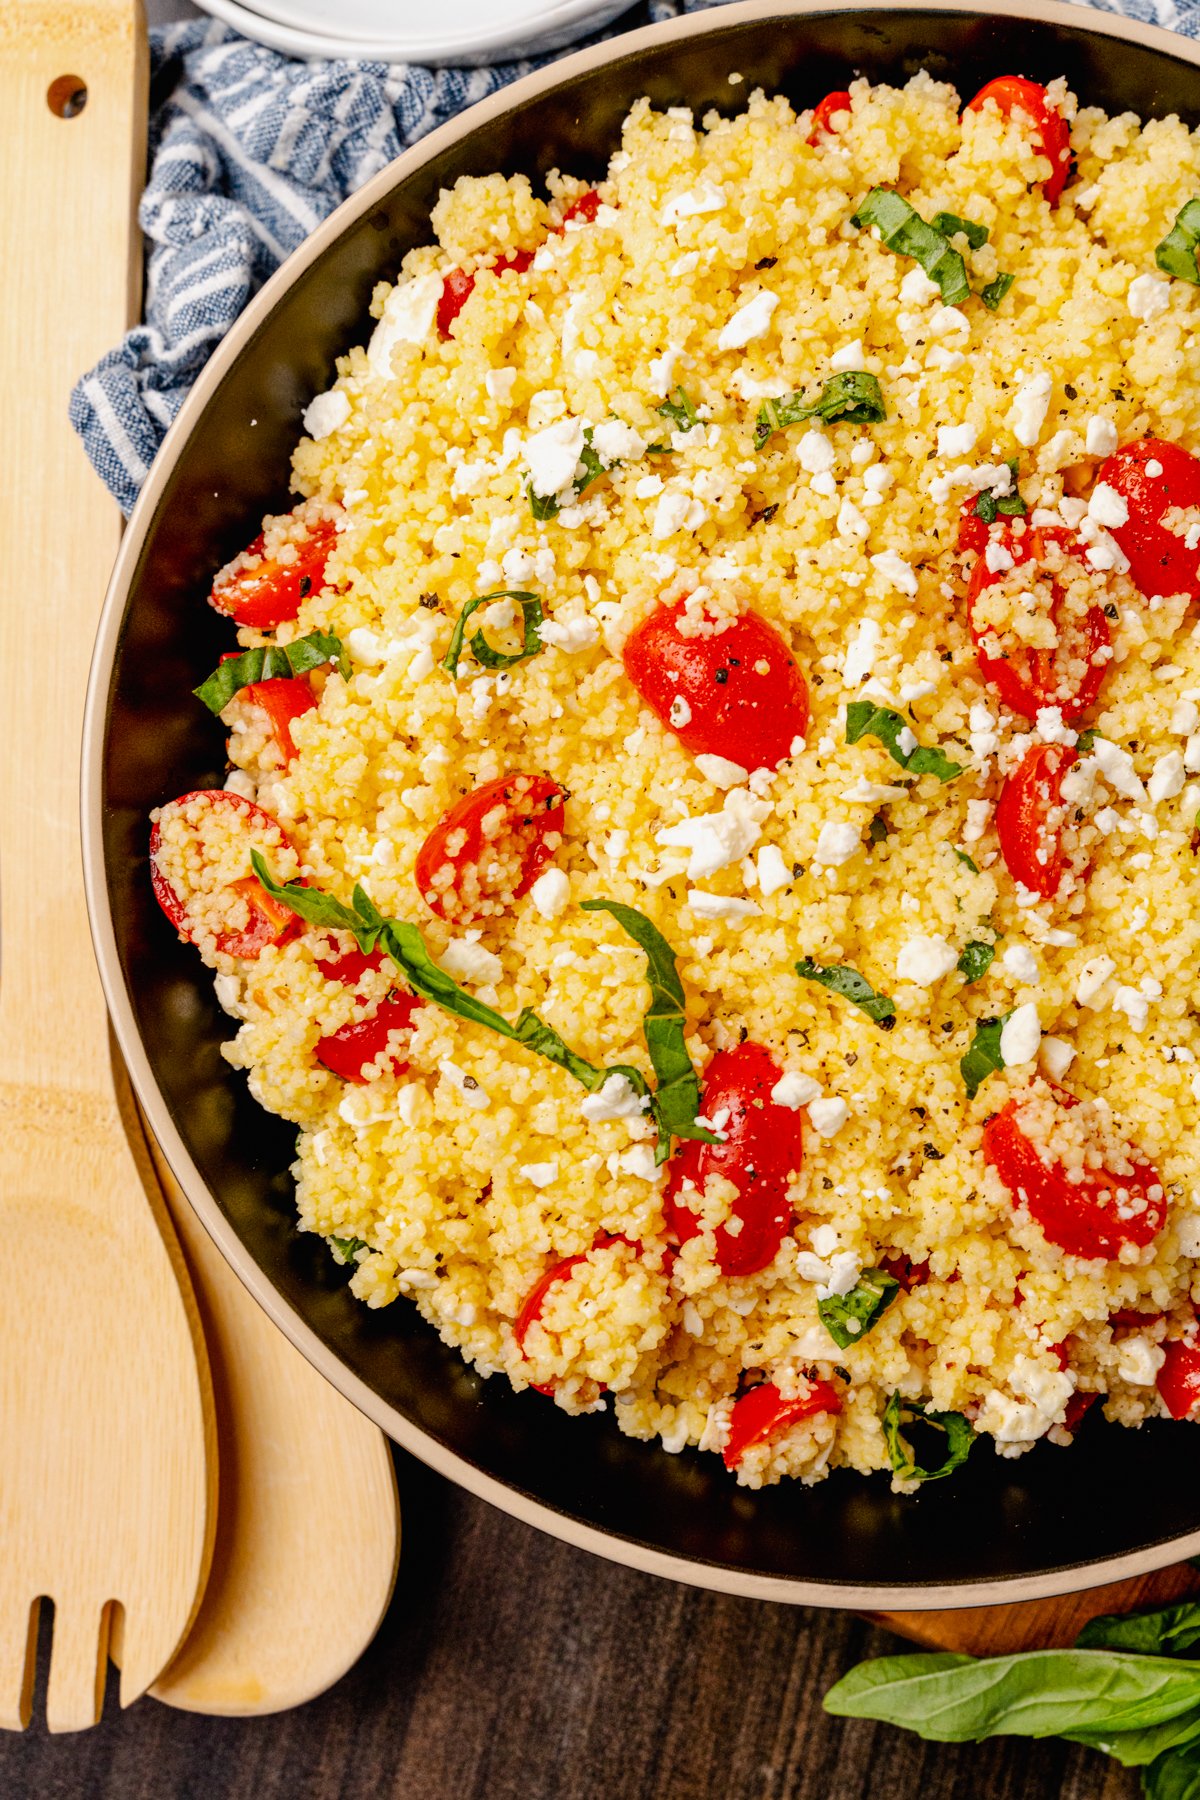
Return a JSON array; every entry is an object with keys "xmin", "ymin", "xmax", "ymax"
[{"xmin": 84, "ymin": 0, "xmax": 1200, "ymax": 1609}]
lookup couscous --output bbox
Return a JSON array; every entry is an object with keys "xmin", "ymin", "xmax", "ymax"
[{"xmin": 151, "ymin": 70, "xmax": 1200, "ymax": 1490}]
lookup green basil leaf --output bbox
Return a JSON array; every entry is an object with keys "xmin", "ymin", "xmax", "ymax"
[
  {"xmin": 954, "ymin": 849, "xmax": 980, "ymax": 873},
  {"xmin": 930, "ymin": 210, "xmax": 989, "ymax": 250},
  {"xmin": 1155, "ymin": 197, "xmax": 1200, "ymax": 286},
  {"xmin": 957, "ymin": 941, "xmax": 995, "ymax": 984},
  {"xmin": 818, "ymin": 1268, "xmax": 900, "ymax": 1349},
  {"xmin": 868, "ymin": 810, "xmax": 891, "ymax": 845},
  {"xmin": 193, "ymin": 629, "xmax": 349, "ymax": 715},
  {"xmin": 795, "ymin": 957, "xmax": 896, "ymax": 1026},
  {"xmin": 1078, "ymin": 1602, "xmax": 1200, "ymax": 1660},
  {"xmin": 960, "ymin": 1012, "xmax": 1012, "ymax": 1100},
  {"xmin": 851, "ymin": 188, "xmax": 970, "ymax": 306},
  {"xmin": 883, "ymin": 1392, "xmax": 975, "ymax": 1484},
  {"xmin": 580, "ymin": 899, "xmax": 717, "ymax": 1164},
  {"xmin": 980, "ymin": 272, "xmax": 1015, "ymax": 311},
  {"xmin": 526, "ymin": 426, "xmax": 610, "ymax": 521},
  {"xmin": 329, "ymin": 1235, "xmax": 367, "ymax": 1265},
  {"xmin": 656, "ymin": 386, "xmax": 702, "ymax": 432},
  {"xmin": 973, "ymin": 460, "xmax": 1027, "ymax": 527},
  {"xmin": 824, "ymin": 1645, "xmax": 1200, "ymax": 1741},
  {"xmin": 442, "ymin": 589, "xmax": 544, "ymax": 678},
  {"xmin": 251, "ymin": 851, "xmax": 374, "ymax": 939},
  {"xmin": 1142, "ymin": 1743, "xmax": 1200, "ymax": 1798},
  {"xmin": 845, "ymin": 700, "xmax": 964, "ymax": 782},
  {"xmin": 755, "ymin": 372, "xmax": 886, "ymax": 448},
  {"xmin": 1067, "ymin": 1708, "xmax": 1200, "ymax": 1768}
]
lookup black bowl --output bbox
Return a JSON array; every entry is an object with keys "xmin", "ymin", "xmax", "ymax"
[{"xmin": 86, "ymin": 0, "xmax": 1200, "ymax": 1606}]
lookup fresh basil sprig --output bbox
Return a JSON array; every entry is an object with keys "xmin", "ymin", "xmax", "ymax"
[
  {"xmin": 882, "ymin": 1392, "xmax": 974, "ymax": 1484},
  {"xmin": 980, "ymin": 271, "xmax": 1016, "ymax": 311},
  {"xmin": 845, "ymin": 700, "xmax": 964, "ymax": 782},
  {"xmin": 581, "ymin": 899, "xmax": 718, "ymax": 1165},
  {"xmin": 656, "ymin": 387, "xmax": 703, "ymax": 433},
  {"xmin": 442, "ymin": 590, "xmax": 544, "ymax": 678},
  {"xmin": 818, "ymin": 1268, "xmax": 900, "ymax": 1349},
  {"xmin": 1079, "ymin": 1603, "xmax": 1200, "ymax": 1660},
  {"xmin": 960, "ymin": 1011, "xmax": 1013, "ymax": 1099},
  {"xmin": 957, "ymin": 941, "xmax": 995, "ymax": 984},
  {"xmin": 795, "ymin": 957, "xmax": 896, "ymax": 1027},
  {"xmin": 527, "ymin": 428, "xmax": 607, "ymax": 521},
  {"xmin": 930, "ymin": 210, "xmax": 989, "ymax": 250},
  {"xmin": 329, "ymin": 1235, "xmax": 367, "ymax": 1265},
  {"xmin": 852, "ymin": 189, "xmax": 971, "ymax": 306},
  {"xmin": 755, "ymin": 372, "xmax": 886, "ymax": 448},
  {"xmin": 1156, "ymin": 197, "xmax": 1200, "ymax": 285},
  {"xmin": 193, "ymin": 630, "xmax": 349, "ymax": 715}
]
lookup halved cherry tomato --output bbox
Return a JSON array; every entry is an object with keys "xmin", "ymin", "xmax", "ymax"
[
  {"xmin": 209, "ymin": 507, "xmax": 339, "ymax": 630},
  {"xmin": 984, "ymin": 1091, "xmax": 1167, "ymax": 1261},
  {"xmin": 966, "ymin": 520, "xmax": 1111, "ymax": 719},
  {"xmin": 317, "ymin": 944, "xmax": 386, "ymax": 985},
  {"xmin": 807, "ymin": 89, "xmax": 852, "ymax": 145},
  {"xmin": 1061, "ymin": 1390, "xmax": 1099, "ymax": 1434},
  {"xmin": 957, "ymin": 497, "xmax": 991, "ymax": 559},
  {"xmin": 665, "ymin": 1043, "xmax": 801, "ymax": 1278},
  {"xmin": 995, "ymin": 741, "xmax": 1078, "ymax": 899},
  {"xmin": 243, "ymin": 676, "xmax": 317, "ymax": 765},
  {"xmin": 1097, "ymin": 438, "xmax": 1200, "ymax": 605},
  {"xmin": 1157, "ymin": 1331, "xmax": 1200, "ymax": 1420},
  {"xmin": 415, "ymin": 773, "xmax": 565, "ymax": 922},
  {"xmin": 515, "ymin": 1231, "xmax": 638, "ymax": 1397},
  {"xmin": 965, "ymin": 76, "xmax": 1072, "ymax": 205},
  {"xmin": 561, "ymin": 189, "xmax": 601, "ymax": 226},
  {"xmin": 150, "ymin": 790, "xmax": 301, "ymax": 959},
  {"xmin": 722, "ymin": 1378, "xmax": 843, "ymax": 1470},
  {"xmin": 622, "ymin": 598, "xmax": 809, "ymax": 773},
  {"xmin": 879, "ymin": 1254, "xmax": 931, "ymax": 1293},
  {"xmin": 436, "ymin": 249, "xmax": 534, "ymax": 339},
  {"xmin": 316, "ymin": 994, "xmax": 422, "ymax": 1084}
]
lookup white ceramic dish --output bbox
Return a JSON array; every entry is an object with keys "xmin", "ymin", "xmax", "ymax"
[{"xmin": 193, "ymin": 0, "xmax": 636, "ymax": 66}]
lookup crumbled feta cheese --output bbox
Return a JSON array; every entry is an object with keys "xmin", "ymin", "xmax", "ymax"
[
  {"xmin": 1084, "ymin": 416, "xmax": 1118, "ymax": 458},
  {"xmin": 810, "ymin": 1223, "xmax": 841, "ymax": 1258},
  {"xmin": 538, "ymin": 613, "xmax": 600, "ymax": 653},
  {"xmin": 797, "ymin": 428, "xmax": 836, "ymax": 475},
  {"xmin": 648, "ymin": 344, "xmax": 686, "ymax": 398},
  {"xmin": 840, "ymin": 779, "xmax": 908, "ymax": 803},
  {"xmin": 440, "ymin": 937, "xmax": 504, "ymax": 986},
  {"xmin": 438, "ymin": 1059, "xmax": 491, "ymax": 1110},
  {"xmin": 1002, "ymin": 944, "xmax": 1040, "ymax": 985},
  {"xmin": 899, "ymin": 267, "xmax": 942, "ymax": 306},
  {"xmin": 1000, "ymin": 1002, "xmax": 1042, "ymax": 1066},
  {"xmin": 485, "ymin": 367, "xmax": 517, "ymax": 405},
  {"xmin": 837, "ymin": 497, "xmax": 870, "ymax": 542},
  {"xmin": 652, "ymin": 487, "xmax": 707, "ymax": 539},
  {"xmin": 529, "ymin": 867, "xmax": 571, "ymax": 919},
  {"xmin": 928, "ymin": 305, "xmax": 970, "ymax": 339},
  {"xmin": 1087, "ymin": 482, "xmax": 1129, "ymax": 530},
  {"xmin": 591, "ymin": 418, "xmax": 647, "ymax": 466},
  {"xmin": 1186, "ymin": 734, "xmax": 1200, "ymax": 775},
  {"xmin": 1076, "ymin": 955, "xmax": 1117, "ymax": 1007},
  {"xmin": 1112, "ymin": 984, "xmax": 1152, "ymax": 1032},
  {"xmin": 830, "ymin": 339, "xmax": 866, "ymax": 372},
  {"xmin": 1116, "ymin": 1337, "xmax": 1166, "ymax": 1386},
  {"xmin": 581, "ymin": 1073, "xmax": 650, "ymax": 1122},
  {"xmin": 656, "ymin": 788, "xmax": 771, "ymax": 878},
  {"xmin": 525, "ymin": 416, "xmax": 586, "ymax": 498},
  {"xmin": 870, "ymin": 550, "xmax": 919, "ymax": 596},
  {"xmin": 964, "ymin": 798, "xmax": 992, "ymax": 842},
  {"xmin": 807, "ymin": 1096, "xmax": 850, "ymax": 1139},
  {"xmin": 717, "ymin": 289, "xmax": 779, "ymax": 351},
  {"xmin": 1128, "ymin": 273, "xmax": 1170, "ymax": 321},
  {"xmin": 695, "ymin": 754, "xmax": 750, "ymax": 789},
  {"xmin": 1040, "ymin": 1035, "xmax": 1076, "ymax": 1081},
  {"xmin": 303, "ymin": 387, "xmax": 351, "ymax": 441},
  {"xmin": 813, "ymin": 820, "xmax": 861, "ymax": 867},
  {"xmin": 1035, "ymin": 706, "xmax": 1077, "ymax": 747},
  {"xmin": 937, "ymin": 422, "xmax": 978, "ymax": 459},
  {"xmin": 756, "ymin": 844, "xmax": 791, "ymax": 895},
  {"xmin": 662, "ymin": 180, "xmax": 727, "ymax": 224},
  {"xmin": 977, "ymin": 1355, "xmax": 1073, "ymax": 1442},
  {"xmin": 896, "ymin": 933, "xmax": 958, "ymax": 987},
  {"xmin": 985, "ymin": 540, "xmax": 1014, "ymax": 573},
  {"xmin": 367, "ymin": 271, "xmax": 442, "ymax": 378},
  {"xmin": 669, "ymin": 695, "xmax": 692, "ymax": 728},
  {"xmin": 636, "ymin": 474, "xmax": 664, "ymax": 499},
  {"xmin": 1092, "ymin": 737, "xmax": 1148, "ymax": 801},
  {"xmin": 1008, "ymin": 371, "xmax": 1053, "ymax": 448},
  {"xmin": 771, "ymin": 1071, "xmax": 822, "ymax": 1110},
  {"xmin": 796, "ymin": 1247, "xmax": 861, "ymax": 1296},
  {"xmin": 616, "ymin": 1144, "xmax": 659, "ymax": 1183},
  {"xmin": 729, "ymin": 369, "xmax": 791, "ymax": 401},
  {"xmin": 1148, "ymin": 750, "xmax": 1186, "ymax": 803},
  {"xmin": 686, "ymin": 891, "xmax": 762, "ymax": 920},
  {"xmin": 519, "ymin": 1160, "xmax": 559, "ymax": 1188}
]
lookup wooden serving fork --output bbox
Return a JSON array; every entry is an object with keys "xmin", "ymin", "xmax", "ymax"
[{"xmin": 0, "ymin": 0, "xmax": 217, "ymax": 1731}]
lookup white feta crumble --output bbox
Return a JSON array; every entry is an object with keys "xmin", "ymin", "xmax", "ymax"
[
  {"xmin": 1035, "ymin": 706, "xmax": 1077, "ymax": 747},
  {"xmin": 1002, "ymin": 944, "xmax": 1040, "ymax": 985},
  {"xmin": 537, "ymin": 613, "xmax": 600, "ymax": 654},
  {"xmin": 303, "ymin": 387, "xmax": 351, "ymax": 441},
  {"xmin": 717, "ymin": 289, "xmax": 779, "ymax": 351},
  {"xmin": 686, "ymin": 891, "xmax": 762, "ymax": 920},
  {"xmin": 581, "ymin": 1073, "xmax": 650, "ymax": 1122},
  {"xmin": 669, "ymin": 694, "xmax": 692, "ymax": 729},
  {"xmin": 813, "ymin": 820, "xmax": 862, "ymax": 868},
  {"xmin": 1148, "ymin": 749, "xmax": 1186, "ymax": 803},
  {"xmin": 899, "ymin": 266, "xmax": 942, "ymax": 306},
  {"xmin": 615, "ymin": 1144, "xmax": 659, "ymax": 1183},
  {"xmin": 1008, "ymin": 371, "xmax": 1054, "ymax": 448},
  {"xmin": 1084, "ymin": 416, "xmax": 1118, "ymax": 458},
  {"xmin": 661, "ymin": 180, "xmax": 727, "ymax": 225},
  {"xmin": 1128, "ymin": 273, "xmax": 1171, "ymax": 322},
  {"xmin": 1076, "ymin": 955, "xmax": 1117, "ymax": 1007},
  {"xmin": 928, "ymin": 305, "xmax": 970, "ymax": 339},
  {"xmin": 529, "ymin": 867, "xmax": 571, "ymax": 919},
  {"xmin": 869, "ymin": 550, "xmax": 919, "ymax": 596},
  {"xmin": 367, "ymin": 270, "xmax": 442, "ymax": 378},
  {"xmin": 1112, "ymin": 983, "xmax": 1156, "ymax": 1033},
  {"xmin": 796, "ymin": 1247, "xmax": 861, "ymax": 1296},
  {"xmin": 937, "ymin": 422, "xmax": 978, "ymax": 459},
  {"xmin": 807, "ymin": 1097, "xmax": 850, "ymax": 1139},
  {"xmin": 591, "ymin": 418, "xmax": 647, "ymax": 466},
  {"xmin": 1087, "ymin": 482, "xmax": 1129, "ymax": 530},
  {"xmin": 729, "ymin": 369, "xmax": 791, "ymax": 401},
  {"xmin": 964, "ymin": 798, "xmax": 993, "ymax": 842},
  {"xmin": 695, "ymin": 753, "xmax": 750, "ymax": 789},
  {"xmin": 756, "ymin": 843, "xmax": 792, "ymax": 895},
  {"xmin": 1040, "ymin": 1035, "xmax": 1076, "ymax": 1081},
  {"xmin": 525, "ymin": 416, "xmax": 586, "ymax": 497},
  {"xmin": 896, "ymin": 933, "xmax": 958, "ymax": 987},
  {"xmin": 977, "ymin": 1355, "xmax": 1073, "ymax": 1442},
  {"xmin": 438, "ymin": 1059, "xmax": 491, "ymax": 1110},
  {"xmin": 1116, "ymin": 1337, "xmax": 1166, "ymax": 1386},
  {"xmin": 770, "ymin": 1071, "xmax": 821, "ymax": 1110},
  {"xmin": 830, "ymin": 339, "xmax": 866, "ymax": 373},
  {"xmin": 1092, "ymin": 737, "xmax": 1148, "ymax": 801},
  {"xmin": 1000, "ymin": 1002, "xmax": 1042, "ymax": 1067},
  {"xmin": 648, "ymin": 343, "xmax": 686, "ymax": 398},
  {"xmin": 519, "ymin": 1160, "xmax": 559, "ymax": 1188},
  {"xmin": 439, "ymin": 937, "xmax": 504, "ymax": 986},
  {"xmin": 837, "ymin": 498, "xmax": 870, "ymax": 541},
  {"xmin": 652, "ymin": 487, "xmax": 707, "ymax": 539},
  {"xmin": 797, "ymin": 428, "xmax": 835, "ymax": 475},
  {"xmin": 985, "ymin": 540, "xmax": 1015, "ymax": 573},
  {"xmin": 656, "ymin": 788, "xmax": 771, "ymax": 878},
  {"xmin": 485, "ymin": 366, "xmax": 518, "ymax": 405},
  {"xmin": 840, "ymin": 779, "xmax": 908, "ymax": 803},
  {"xmin": 636, "ymin": 474, "xmax": 665, "ymax": 499}
]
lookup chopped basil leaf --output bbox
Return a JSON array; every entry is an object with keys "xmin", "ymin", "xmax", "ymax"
[
  {"xmin": 1076, "ymin": 727, "xmax": 1100, "ymax": 754},
  {"xmin": 755, "ymin": 372, "xmax": 886, "ymax": 448},
  {"xmin": 957, "ymin": 941, "xmax": 995, "ymax": 984},
  {"xmin": 795, "ymin": 957, "xmax": 896, "ymax": 1026},
  {"xmin": 974, "ymin": 459, "xmax": 1027, "ymax": 525},
  {"xmin": 882, "ymin": 1392, "xmax": 975, "ymax": 1484},
  {"xmin": 954, "ymin": 849, "xmax": 980, "ymax": 873},
  {"xmin": 851, "ymin": 188, "xmax": 970, "ymax": 306},
  {"xmin": 868, "ymin": 810, "xmax": 891, "ymax": 845},
  {"xmin": 442, "ymin": 589, "xmax": 544, "ymax": 678},
  {"xmin": 193, "ymin": 630, "xmax": 349, "ymax": 715},
  {"xmin": 980, "ymin": 271, "xmax": 1015, "ymax": 311},
  {"xmin": 656, "ymin": 386, "xmax": 702, "ymax": 432},
  {"xmin": 930, "ymin": 210, "xmax": 990, "ymax": 251},
  {"xmin": 960, "ymin": 1012, "xmax": 1013, "ymax": 1099},
  {"xmin": 329, "ymin": 1235, "xmax": 367, "ymax": 1265},
  {"xmin": 845, "ymin": 700, "xmax": 964, "ymax": 782},
  {"xmin": 818, "ymin": 1268, "xmax": 900, "ymax": 1349},
  {"xmin": 526, "ymin": 428, "xmax": 608, "ymax": 521},
  {"xmin": 1156, "ymin": 197, "xmax": 1200, "ymax": 286},
  {"xmin": 581, "ymin": 899, "xmax": 718, "ymax": 1164}
]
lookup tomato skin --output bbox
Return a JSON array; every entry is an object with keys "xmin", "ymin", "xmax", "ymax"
[
  {"xmin": 966, "ymin": 521, "xmax": 1111, "ymax": 719},
  {"xmin": 436, "ymin": 249, "xmax": 534, "ymax": 339},
  {"xmin": 317, "ymin": 944, "xmax": 386, "ymax": 985},
  {"xmin": 315, "ymin": 993, "xmax": 421, "ymax": 1084},
  {"xmin": 722, "ymin": 1378, "xmax": 843, "ymax": 1470},
  {"xmin": 560, "ymin": 189, "xmax": 601, "ymax": 226},
  {"xmin": 209, "ymin": 510, "xmax": 338, "ymax": 630},
  {"xmin": 242, "ymin": 676, "xmax": 317, "ymax": 764},
  {"xmin": 965, "ymin": 76, "xmax": 1072, "ymax": 204},
  {"xmin": 514, "ymin": 1231, "xmax": 638, "ymax": 1397},
  {"xmin": 995, "ymin": 741, "xmax": 1077, "ymax": 899},
  {"xmin": 622, "ymin": 599, "xmax": 809, "ymax": 773},
  {"xmin": 879, "ymin": 1254, "xmax": 930, "ymax": 1293},
  {"xmin": 983, "ymin": 1094, "xmax": 1167, "ymax": 1261},
  {"xmin": 807, "ymin": 90, "xmax": 852, "ymax": 144},
  {"xmin": 1097, "ymin": 438, "xmax": 1200, "ymax": 605},
  {"xmin": 1157, "ymin": 1333, "xmax": 1200, "ymax": 1420},
  {"xmin": 957, "ymin": 498, "xmax": 991, "ymax": 558},
  {"xmin": 665, "ymin": 1043, "xmax": 802, "ymax": 1278},
  {"xmin": 414, "ymin": 773, "xmax": 565, "ymax": 922},
  {"xmin": 150, "ymin": 790, "xmax": 302, "ymax": 960}
]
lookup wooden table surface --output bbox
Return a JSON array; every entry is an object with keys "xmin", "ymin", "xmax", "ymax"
[{"xmin": 0, "ymin": 1445, "xmax": 1137, "ymax": 1798}]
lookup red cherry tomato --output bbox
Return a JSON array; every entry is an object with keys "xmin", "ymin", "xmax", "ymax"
[
  {"xmin": 1062, "ymin": 1390, "xmax": 1099, "ymax": 1434},
  {"xmin": 1158, "ymin": 1331, "xmax": 1200, "ymax": 1420},
  {"xmin": 965, "ymin": 76, "xmax": 1072, "ymax": 204},
  {"xmin": 879, "ymin": 1253, "xmax": 931, "ymax": 1293},
  {"xmin": 966, "ymin": 520, "xmax": 1111, "ymax": 719},
  {"xmin": 983, "ymin": 1092, "xmax": 1167, "ymax": 1261},
  {"xmin": 514, "ymin": 1231, "xmax": 638, "ymax": 1397},
  {"xmin": 316, "ymin": 994, "xmax": 422, "ymax": 1084},
  {"xmin": 414, "ymin": 772, "xmax": 565, "ymax": 922},
  {"xmin": 957, "ymin": 497, "xmax": 991, "ymax": 558},
  {"xmin": 807, "ymin": 90, "xmax": 852, "ymax": 144},
  {"xmin": 1096, "ymin": 438, "xmax": 1200, "ymax": 605},
  {"xmin": 209, "ymin": 508, "xmax": 339, "ymax": 630},
  {"xmin": 436, "ymin": 249, "xmax": 534, "ymax": 339},
  {"xmin": 317, "ymin": 944, "xmax": 386, "ymax": 985},
  {"xmin": 665, "ymin": 1043, "xmax": 802, "ymax": 1278},
  {"xmin": 622, "ymin": 598, "xmax": 810, "ymax": 774},
  {"xmin": 995, "ymin": 741, "xmax": 1079, "ymax": 899},
  {"xmin": 560, "ymin": 189, "xmax": 602, "ymax": 226},
  {"xmin": 244, "ymin": 676, "xmax": 317, "ymax": 764},
  {"xmin": 149, "ymin": 790, "xmax": 301, "ymax": 959},
  {"xmin": 722, "ymin": 1378, "xmax": 843, "ymax": 1470}
]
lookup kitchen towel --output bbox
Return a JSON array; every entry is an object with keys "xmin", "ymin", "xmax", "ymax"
[{"xmin": 71, "ymin": 0, "xmax": 1193, "ymax": 513}]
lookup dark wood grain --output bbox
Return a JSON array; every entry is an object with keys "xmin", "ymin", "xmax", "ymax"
[{"xmin": 0, "ymin": 1450, "xmax": 1139, "ymax": 1800}]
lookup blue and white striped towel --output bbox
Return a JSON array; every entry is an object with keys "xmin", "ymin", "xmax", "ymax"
[{"xmin": 71, "ymin": 0, "xmax": 1194, "ymax": 514}]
